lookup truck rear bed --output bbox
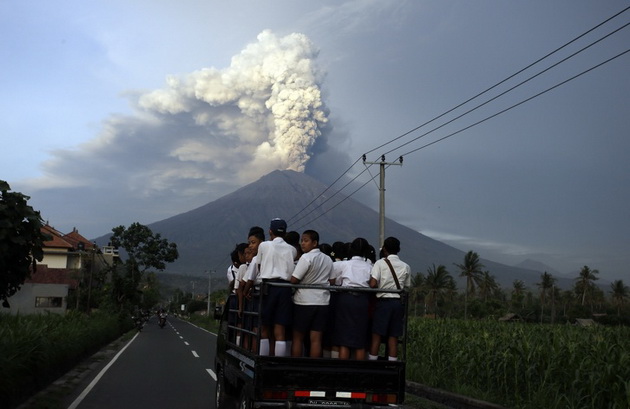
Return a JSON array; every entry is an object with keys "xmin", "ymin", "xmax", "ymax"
[{"xmin": 216, "ymin": 284, "xmax": 408, "ymax": 408}]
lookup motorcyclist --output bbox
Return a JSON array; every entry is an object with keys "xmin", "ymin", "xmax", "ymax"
[{"xmin": 158, "ymin": 308, "xmax": 168, "ymax": 328}]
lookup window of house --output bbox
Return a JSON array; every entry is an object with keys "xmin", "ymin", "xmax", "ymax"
[{"xmin": 35, "ymin": 297, "xmax": 63, "ymax": 308}]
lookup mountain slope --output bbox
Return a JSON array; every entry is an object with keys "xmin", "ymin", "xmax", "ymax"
[{"xmin": 97, "ymin": 170, "xmax": 556, "ymax": 289}]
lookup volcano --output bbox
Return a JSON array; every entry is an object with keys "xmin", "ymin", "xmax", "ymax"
[{"xmin": 97, "ymin": 170, "xmax": 555, "ymax": 289}]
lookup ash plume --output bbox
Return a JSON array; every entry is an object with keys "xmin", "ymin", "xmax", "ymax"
[{"xmin": 21, "ymin": 30, "xmax": 336, "ymax": 235}]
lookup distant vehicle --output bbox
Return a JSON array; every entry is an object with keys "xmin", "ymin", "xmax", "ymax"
[
  {"xmin": 131, "ymin": 314, "xmax": 144, "ymax": 332},
  {"xmin": 214, "ymin": 282, "xmax": 408, "ymax": 409},
  {"xmin": 158, "ymin": 310, "xmax": 167, "ymax": 328}
]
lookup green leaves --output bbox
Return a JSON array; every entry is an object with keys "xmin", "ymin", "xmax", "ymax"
[
  {"xmin": 108, "ymin": 223, "xmax": 178, "ymax": 310},
  {"xmin": 406, "ymin": 318, "xmax": 630, "ymax": 408},
  {"xmin": 0, "ymin": 180, "xmax": 49, "ymax": 301}
]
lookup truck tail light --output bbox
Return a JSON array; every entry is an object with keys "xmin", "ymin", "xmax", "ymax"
[
  {"xmin": 335, "ymin": 392, "xmax": 367, "ymax": 399},
  {"xmin": 368, "ymin": 393, "xmax": 398, "ymax": 404},
  {"xmin": 262, "ymin": 390, "xmax": 288, "ymax": 400}
]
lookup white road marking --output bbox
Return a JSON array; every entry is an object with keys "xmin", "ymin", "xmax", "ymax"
[
  {"xmin": 184, "ymin": 341, "xmax": 190, "ymax": 345},
  {"xmin": 207, "ymin": 369, "xmax": 217, "ymax": 380},
  {"xmin": 67, "ymin": 332, "xmax": 140, "ymax": 409},
  {"xmin": 192, "ymin": 350, "xmax": 199, "ymax": 358}
]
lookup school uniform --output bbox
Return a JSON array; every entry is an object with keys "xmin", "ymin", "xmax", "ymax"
[
  {"xmin": 292, "ymin": 248, "xmax": 333, "ymax": 332},
  {"xmin": 257, "ymin": 237, "xmax": 297, "ymax": 327},
  {"xmin": 244, "ymin": 256, "xmax": 261, "ymax": 328},
  {"xmin": 227, "ymin": 265, "xmax": 239, "ymax": 326},
  {"xmin": 370, "ymin": 255, "xmax": 411, "ymax": 337},
  {"xmin": 323, "ymin": 259, "xmax": 344, "ymax": 349},
  {"xmin": 333, "ymin": 256, "xmax": 372, "ymax": 349}
]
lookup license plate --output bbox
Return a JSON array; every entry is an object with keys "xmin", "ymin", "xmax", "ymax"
[{"xmin": 308, "ymin": 400, "xmax": 350, "ymax": 406}]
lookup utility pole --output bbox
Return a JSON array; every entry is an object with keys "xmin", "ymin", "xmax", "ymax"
[
  {"xmin": 362, "ymin": 154, "xmax": 403, "ymax": 247},
  {"xmin": 206, "ymin": 270, "xmax": 212, "ymax": 316}
]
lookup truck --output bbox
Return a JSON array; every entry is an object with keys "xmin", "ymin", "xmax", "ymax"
[{"xmin": 214, "ymin": 282, "xmax": 408, "ymax": 409}]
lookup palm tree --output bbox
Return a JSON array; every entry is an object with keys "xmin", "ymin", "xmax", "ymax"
[
  {"xmin": 537, "ymin": 271, "xmax": 556, "ymax": 323},
  {"xmin": 454, "ymin": 251, "xmax": 484, "ymax": 320},
  {"xmin": 511, "ymin": 280, "xmax": 526, "ymax": 309},
  {"xmin": 576, "ymin": 266, "xmax": 599, "ymax": 306},
  {"xmin": 409, "ymin": 272, "xmax": 425, "ymax": 316},
  {"xmin": 424, "ymin": 264, "xmax": 453, "ymax": 316},
  {"xmin": 560, "ymin": 290, "xmax": 575, "ymax": 318},
  {"xmin": 610, "ymin": 280, "xmax": 629, "ymax": 317},
  {"xmin": 478, "ymin": 271, "xmax": 498, "ymax": 302}
]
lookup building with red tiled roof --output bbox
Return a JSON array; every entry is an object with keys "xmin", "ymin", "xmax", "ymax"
[
  {"xmin": 40, "ymin": 224, "xmax": 74, "ymax": 269},
  {"xmin": 4, "ymin": 225, "xmax": 112, "ymax": 315}
]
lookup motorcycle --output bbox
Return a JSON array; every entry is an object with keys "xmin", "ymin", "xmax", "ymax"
[
  {"xmin": 132, "ymin": 315, "xmax": 144, "ymax": 332},
  {"xmin": 158, "ymin": 312, "xmax": 167, "ymax": 328}
]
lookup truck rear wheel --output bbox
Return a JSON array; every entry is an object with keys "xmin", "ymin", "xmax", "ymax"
[
  {"xmin": 216, "ymin": 366, "xmax": 234, "ymax": 409},
  {"xmin": 238, "ymin": 388, "xmax": 252, "ymax": 409}
]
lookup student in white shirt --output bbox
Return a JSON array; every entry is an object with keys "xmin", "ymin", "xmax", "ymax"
[
  {"xmin": 290, "ymin": 230, "xmax": 333, "ymax": 357},
  {"xmin": 332, "ymin": 237, "xmax": 372, "ymax": 360},
  {"xmin": 368, "ymin": 237, "xmax": 411, "ymax": 361},
  {"xmin": 240, "ymin": 227, "xmax": 265, "ymax": 352},
  {"xmin": 227, "ymin": 243, "xmax": 246, "ymax": 343},
  {"xmin": 255, "ymin": 218, "xmax": 296, "ymax": 357}
]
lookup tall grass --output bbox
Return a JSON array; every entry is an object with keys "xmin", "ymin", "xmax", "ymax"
[
  {"xmin": 406, "ymin": 318, "xmax": 630, "ymax": 409},
  {"xmin": 0, "ymin": 311, "xmax": 126, "ymax": 408}
]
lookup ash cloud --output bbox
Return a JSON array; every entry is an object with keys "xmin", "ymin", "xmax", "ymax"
[{"xmin": 22, "ymin": 30, "xmax": 343, "ymax": 235}]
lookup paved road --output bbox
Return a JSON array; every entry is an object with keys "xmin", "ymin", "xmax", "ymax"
[{"xmin": 67, "ymin": 316, "xmax": 217, "ymax": 409}]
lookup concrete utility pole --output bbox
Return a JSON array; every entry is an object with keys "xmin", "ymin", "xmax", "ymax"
[
  {"xmin": 206, "ymin": 270, "xmax": 212, "ymax": 316},
  {"xmin": 362, "ymin": 154, "xmax": 403, "ymax": 247}
]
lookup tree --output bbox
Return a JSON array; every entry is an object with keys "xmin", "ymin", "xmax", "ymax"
[
  {"xmin": 424, "ymin": 264, "xmax": 453, "ymax": 316},
  {"xmin": 610, "ymin": 280, "xmax": 629, "ymax": 317},
  {"xmin": 575, "ymin": 265, "xmax": 599, "ymax": 306},
  {"xmin": 108, "ymin": 223, "xmax": 178, "ymax": 310},
  {"xmin": 454, "ymin": 250, "xmax": 484, "ymax": 320},
  {"xmin": 0, "ymin": 180, "xmax": 50, "ymax": 304},
  {"xmin": 511, "ymin": 280, "xmax": 526, "ymax": 309},
  {"xmin": 537, "ymin": 271, "xmax": 556, "ymax": 323},
  {"xmin": 409, "ymin": 272, "xmax": 425, "ymax": 316},
  {"xmin": 478, "ymin": 271, "xmax": 499, "ymax": 302}
]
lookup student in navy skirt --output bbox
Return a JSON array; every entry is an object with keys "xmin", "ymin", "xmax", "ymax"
[{"xmin": 332, "ymin": 237, "xmax": 373, "ymax": 360}]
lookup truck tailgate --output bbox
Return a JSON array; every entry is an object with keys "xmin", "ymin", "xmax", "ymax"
[{"xmin": 255, "ymin": 357, "xmax": 405, "ymax": 404}]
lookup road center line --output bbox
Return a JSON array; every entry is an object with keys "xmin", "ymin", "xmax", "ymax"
[
  {"xmin": 207, "ymin": 369, "xmax": 217, "ymax": 380},
  {"xmin": 192, "ymin": 350, "xmax": 199, "ymax": 358}
]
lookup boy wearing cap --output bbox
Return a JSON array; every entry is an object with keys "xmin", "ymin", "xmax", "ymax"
[{"xmin": 256, "ymin": 218, "xmax": 297, "ymax": 356}]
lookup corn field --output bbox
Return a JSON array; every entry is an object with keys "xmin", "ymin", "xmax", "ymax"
[
  {"xmin": 0, "ymin": 311, "xmax": 125, "ymax": 408},
  {"xmin": 406, "ymin": 318, "xmax": 630, "ymax": 409}
]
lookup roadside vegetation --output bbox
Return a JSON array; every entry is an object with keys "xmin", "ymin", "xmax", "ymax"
[
  {"xmin": 0, "ymin": 311, "xmax": 131, "ymax": 408},
  {"xmin": 406, "ymin": 317, "xmax": 630, "ymax": 409},
  {"xmin": 2, "ymin": 180, "xmax": 628, "ymax": 409}
]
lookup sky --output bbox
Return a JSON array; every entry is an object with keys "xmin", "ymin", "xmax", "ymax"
[{"xmin": 2, "ymin": 1, "xmax": 629, "ymax": 283}]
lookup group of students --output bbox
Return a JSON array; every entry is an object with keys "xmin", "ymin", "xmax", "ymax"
[{"xmin": 225, "ymin": 218, "xmax": 411, "ymax": 361}]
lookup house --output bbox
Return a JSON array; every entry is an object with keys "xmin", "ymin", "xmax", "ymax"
[
  {"xmin": 4, "ymin": 225, "xmax": 111, "ymax": 315},
  {"xmin": 574, "ymin": 318, "xmax": 597, "ymax": 327},
  {"xmin": 498, "ymin": 313, "xmax": 523, "ymax": 322},
  {"xmin": 7, "ymin": 265, "xmax": 77, "ymax": 314}
]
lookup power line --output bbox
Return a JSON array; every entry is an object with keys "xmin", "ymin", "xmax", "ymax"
[
  {"xmin": 286, "ymin": 7, "xmax": 630, "ymax": 228},
  {"xmin": 381, "ymin": 20, "xmax": 630, "ymax": 158},
  {"xmin": 364, "ymin": 5, "xmax": 630, "ymax": 157},
  {"xmin": 399, "ymin": 48, "xmax": 630, "ymax": 157},
  {"xmin": 289, "ymin": 46, "xmax": 629, "ymax": 230}
]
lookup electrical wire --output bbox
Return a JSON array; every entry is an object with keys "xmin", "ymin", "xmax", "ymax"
[
  {"xmin": 288, "ymin": 42, "xmax": 630, "ymax": 229},
  {"xmin": 381, "ymin": 20, "xmax": 630, "ymax": 158},
  {"xmin": 363, "ymin": 5, "xmax": 630, "ymax": 157},
  {"xmin": 286, "ymin": 7, "xmax": 630, "ymax": 226},
  {"xmin": 399, "ymin": 48, "xmax": 630, "ymax": 158}
]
